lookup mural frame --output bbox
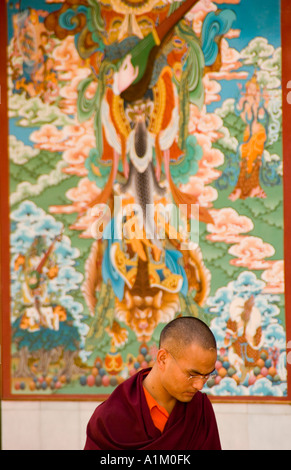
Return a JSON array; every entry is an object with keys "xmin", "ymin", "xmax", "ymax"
[{"xmin": 0, "ymin": 0, "xmax": 291, "ymax": 403}]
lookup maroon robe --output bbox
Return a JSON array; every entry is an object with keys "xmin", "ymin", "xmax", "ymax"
[{"xmin": 84, "ymin": 369, "xmax": 221, "ymax": 450}]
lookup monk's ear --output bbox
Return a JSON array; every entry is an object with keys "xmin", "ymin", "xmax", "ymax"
[{"xmin": 156, "ymin": 348, "xmax": 168, "ymax": 370}]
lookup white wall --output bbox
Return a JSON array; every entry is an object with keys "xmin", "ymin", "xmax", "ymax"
[{"xmin": 1, "ymin": 401, "xmax": 291, "ymax": 450}]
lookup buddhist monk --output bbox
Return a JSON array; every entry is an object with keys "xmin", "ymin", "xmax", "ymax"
[{"xmin": 84, "ymin": 316, "xmax": 221, "ymax": 450}]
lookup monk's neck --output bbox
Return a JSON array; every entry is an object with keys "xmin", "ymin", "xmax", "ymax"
[{"xmin": 143, "ymin": 367, "xmax": 176, "ymax": 415}]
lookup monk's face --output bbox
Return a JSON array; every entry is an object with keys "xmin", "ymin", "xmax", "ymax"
[{"xmin": 160, "ymin": 343, "xmax": 217, "ymax": 403}]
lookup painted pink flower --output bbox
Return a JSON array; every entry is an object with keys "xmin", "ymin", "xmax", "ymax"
[
  {"xmin": 221, "ymin": 38, "xmax": 241, "ymax": 67},
  {"xmin": 66, "ymin": 177, "xmax": 101, "ymax": 204},
  {"xmin": 63, "ymin": 135, "xmax": 95, "ymax": 165},
  {"xmin": 194, "ymin": 134, "xmax": 224, "ymax": 184},
  {"xmin": 262, "ymin": 260, "xmax": 285, "ymax": 294},
  {"xmin": 50, "ymin": 178, "xmax": 101, "ymax": 231},
  {"xmin": 62, "ymin": 163, "xmax": 88, "ymax": 177},
  {"xmin": 189, "ymin": 106, "xmax": 223, "ymax": 141},
  {"xmin": 186, "ymin": 1, "xmax": 216, "ymax": 36},
  {"xmin": 53, "ymin": 36, "xmax": 83, "ymax": 73},
  {"xmin": 70, "ymin": 213, "xmax": 100, "ymax": 238},
  {"xmin": 206, "ymin": 207, "xmax": 254, "ymax": 243},
  {"xmin": 224, "ymin": 29, "xmax": 241, "ymax": 39},
  {"xmin": 203, "ymin": 75, "xmax": 222, "ymax": 105},
  {"xmin": 180, "ymin": 176, "xmax": 218, "ymax": 207},
  {"xmin": 30, "ymin": 124, "xmax": 66, "ymax": 151},
  {"xmin": 228, "ymin": 236, "xmax": 275, "ymax": 269}
]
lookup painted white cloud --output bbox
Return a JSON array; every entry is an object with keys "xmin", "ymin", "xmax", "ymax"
[{"xmin": 9, "ymin": 135, "xmax": 39, "ymax": 164}]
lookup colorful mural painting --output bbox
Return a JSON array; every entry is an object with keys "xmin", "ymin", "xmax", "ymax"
[{"xmin": 1, "ymin": 0, "xmax": 290, "ymax": 400}]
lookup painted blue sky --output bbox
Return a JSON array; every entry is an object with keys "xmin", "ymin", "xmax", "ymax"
[
  {"xmin": 7, "ymin": 0, "xmax": 281, "ymax": 109},
  {"xmin": 221, "ymin": 0, "xmax": 281, "ymax": 48},
  {"xmin": 209, "ymin": 0, "xmax": 281, "ymax": 110},
  {"xmin": 7, "ymin": 0, "xmax": 281, "ymax": 48}
]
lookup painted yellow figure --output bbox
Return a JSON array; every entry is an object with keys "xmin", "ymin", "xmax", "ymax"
[{"xmin": 230, "ymin": 74, "xmax": 268, "ymax": 200}]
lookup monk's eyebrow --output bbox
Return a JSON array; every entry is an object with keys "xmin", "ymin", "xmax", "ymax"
[{"xmin": 187, "ymin": 368, "xmax": 215, "ymax": 377}]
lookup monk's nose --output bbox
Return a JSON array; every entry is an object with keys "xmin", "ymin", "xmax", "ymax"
[{"xmin": 192, "ymin": 378, "xmax": 205, "ymax": 391}]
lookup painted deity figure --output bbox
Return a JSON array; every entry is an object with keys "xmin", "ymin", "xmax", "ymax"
[
  {"xmin": 229, "ymin": 74, "xmax": 269, "ymax": 201},
  {"xmin": 11, "ymin": 8, "xmax": 57, "ymax": 101},
  {"xmin": 44, "ymin": 1, "xmax": 236, "ymax": 352},
  {"xmin": 225, "ymin": 295, "xmax": 264, "ymax": 380}
]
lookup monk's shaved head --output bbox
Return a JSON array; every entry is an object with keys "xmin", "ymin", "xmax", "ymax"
[{"xmin": 159, "ymin": 316, "xmax": 216, "ymax": 356}]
